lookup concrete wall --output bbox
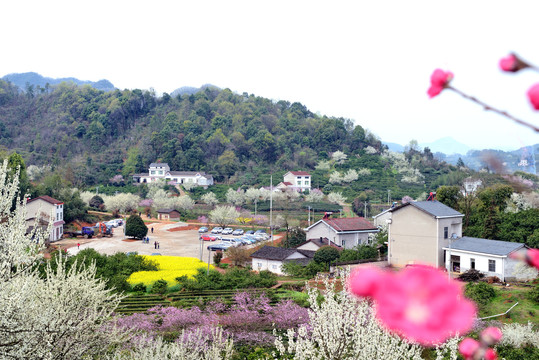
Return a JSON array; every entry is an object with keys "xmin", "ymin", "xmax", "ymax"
[
  {"xmin": 307, "ymin": 221, "xmax": 374, "ymax": 249},
  {"xmin": 252, "ymin": 258, "xmax": 286, "ymax": 274},
  {"xmin": 26, "ymin": 200, "xmax": 63, "ymax": 242},
  {"xmin": 297, "ymin": 242, "xmax": 322, "ymax": 251},
  {"xmin": 444, "ymin": 250, "xmax": 505, "ymax": 279}
]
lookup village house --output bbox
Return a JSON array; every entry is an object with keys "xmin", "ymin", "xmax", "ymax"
[
  {"xmin": 295, "ymin": 237, "xmax": 342, "ymax": 251},
  {"xmin": 305, "ymin": 217, "xmax": 379, "ymax": 250},
  {"xmin": 156, "ymin": 209, "xmax": 181, "ymax": 221},
  {"xmin": 132, "ymin": 163, "xmax": 213, "ymax": 188},
  {"xmin": 250, "ymin": 246, "xmax": 316, "ymax": 275},
  {"xmin": 372, "ymin": 208, "xmax": 392, "ymax": 228},
  {"xmin": 26, "ymin": 195, "xmax": 64, "ymax": 242},
  {"xmin": 387, "ymin": 200, "xmax": 463, "ymax": 268},
  {"xmin": 276, "ymin": 171, "xmax": 311, "ymax": 192},
  {"xmin": 443, "ymin": 237, "xmax": 530, "ymax": 281}
]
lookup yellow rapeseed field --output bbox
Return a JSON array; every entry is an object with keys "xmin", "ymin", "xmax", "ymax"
[{"xmin": 127, "ymin": 256, "xmax": 212, "ymax": 286}]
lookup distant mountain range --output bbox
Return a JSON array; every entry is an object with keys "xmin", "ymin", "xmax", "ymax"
[
  {"xmin": 383, "ymin": 138, "xmax": 538, "ymax": 174},
  {"xmin": 2, "ymin": 72, "xmax": 115, "ymax": 92},
  {"xmin": 170, "ymin": 84, "xmax": 220, "ymax": 97}
]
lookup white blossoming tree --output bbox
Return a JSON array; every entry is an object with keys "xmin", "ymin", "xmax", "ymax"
[
  {"xmin": 103, "ymin": 193, "xmax": 141, "ymax": 213},
  {"xmin": 342, "ymin": 169, "xmax": 359, "ymax": 183},
  {"xmin": 226, "ymin": 188, "xmax": 245, "ymax": 206},
  {"xmin": 329, "ymin": 171, "xmax": 343, "ymax": 184},
  {"xmin": 209, "ymin": 205, "xmax": 240, "ymax": 228},
  {"xmin": 274, "ymin": 274, "xmax": 423, "ymax": 360},
  {"xmin": 327, "ymin": 192, "xmax": 347, "ymax": 205},
  {"xmin": 0, "ymin": 160, "xmax": 127, "ymax": 359},
  {"xmin": 305, "ymin": 189, "xmax": 325, "ymax": 203},
  {"xmin": 331, "ymin": 150, "xmax": 348, "ymax": 164},
  {"xmin": 201, "ymin": 192, "xmax": 219, "ymax": 206},
  {"xmin": 175, "ymin": 195, "xmax": 195, "ymax": 211}
]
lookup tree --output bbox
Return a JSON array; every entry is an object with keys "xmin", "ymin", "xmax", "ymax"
[
  {"xmin": 224, "ymin": 246, "xmax": 253, "ymax": 267},
  {"xmin": 287, "ymin": 227, "xmax": 307, "ymax": 248},
  {"xmin": 0, "ymin": 160, "xmax": 128, "ymax": 359},
  {"xmin": 327, "ymin": 192, "xmax": 347, "ymax": 205},
  {"xmin": 201, "ymin": 192, "xmax": 219, "ymax": 206},
  {"xmin": 436, "ymin": 185, "xmax": 462, "ymax": 210},
  {"xmin": 314, "ymin": 246, "xmax": 340, "ymax": 264},
  {"xmin": 126, "ymin": 214, "xmax": 148, "ymax": 239},
  {"xmin": 89, "ymin": 195, "xmax": 105, "ymax": 209},
  {"xmin": 209, "ymin": 205, "xmax": 240, "ymax": 228}
]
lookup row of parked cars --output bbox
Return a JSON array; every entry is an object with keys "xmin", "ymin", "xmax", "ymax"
[{"xmin": 198, "ymin": 226, "xmax": 270, "ymax": 251}]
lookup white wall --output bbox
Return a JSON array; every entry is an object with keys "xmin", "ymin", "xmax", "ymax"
[
  {"xmin": 252, "ymin": 258, "xmax": 286, "ymax": 275},
  {"xmin": 445, "ymin": 250, "xmax": 505, "ymax": 280}
]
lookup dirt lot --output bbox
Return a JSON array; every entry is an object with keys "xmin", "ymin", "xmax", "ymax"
[{"xmin": 55, "ymin": 221, "xmax": 280, "ymax": 265}]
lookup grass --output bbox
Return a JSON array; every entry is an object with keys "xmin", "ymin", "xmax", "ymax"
[{"xmin": 478, "ymin": 284, "xmax": 539, "ymax": 326}]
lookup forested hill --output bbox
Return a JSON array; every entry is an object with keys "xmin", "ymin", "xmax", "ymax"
[
  {"xmin": 2, "ymin": 72, "xmax": 115, "ymax": 92},
  {"xmin": 0, "ymin": 79, "xmax": 462, "ymax": 200}
]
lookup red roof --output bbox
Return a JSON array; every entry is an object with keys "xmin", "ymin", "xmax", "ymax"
[
  {"xmin": 27, "ymin": 195, "xmax": 63, "ymax": 205},
  {"xmin": 282, "ymin": 181, "xmax": 293, "ymax": 186},
  {"xmin": 289, "ymin": 171, "xmax": 310, "ymax": 176},
  {"xmin": 324, "ymin": 217, "xmax": 377, "ymax": 232}
]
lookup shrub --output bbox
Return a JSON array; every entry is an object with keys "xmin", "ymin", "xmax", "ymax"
[
  {"xmin": 528, "ymin": 285, "xmax": 539, "ymax": 304},
  {"xmin": 213, "ymin": 251, "xmax": 223, "ymax": 265},
  {"xmin": 132, "ymin": 283, "xmax": 147, "ymax": 293},
  {"xmin": 125, "ymin": 214, "xmax": 148, "ymax": 239},
  {"xmin": 458, "ymin": 269, "xmax": 485, "ymax": 282},
  {"xmin": 314, "ymin": 246, "xmax": 340, "ymax": 264},
  {"xmin": 89, "ymin": 195, "xmax": 104, "ymax": 209},
  {"xmin": 339, "ymin": 245, "xmax": 378, "ymax": 262},
  {"xmin": 151, "ymin": 279, "xmax": 168, "ymax": 294},
  {"xmin": 464, "ymin": 282, "xmax": 497, "ymax": 307}
]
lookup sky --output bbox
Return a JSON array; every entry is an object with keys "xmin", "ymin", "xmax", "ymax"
[{"xmin": 2, "ymin": 0, "xmax": 539, "ymax": 151}]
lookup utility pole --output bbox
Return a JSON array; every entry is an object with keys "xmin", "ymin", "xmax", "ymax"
[
  {"xmin": 199, "ymin": 236, "xmax": 203, "ymax": 261},
  {"xmin": 387, "ymin": 190, "xmax": 391, "ymax": 206},
  {"xmin": 207, "ymin": 249, "xmax": 211, "ymax": 275},
  {"xmin": 270, "ymin": 175, "xmax": 273, "ymax": 244},
  {"xmin": 308, "ymin": 206, "xmax": 311, "ymax": 226},
  {"xmin": 364, "ymin": 201, "xmax": 367, "ymax": 218},
  {"xmin": 254, "ymin": 198, "xmax": 257, "ymax": 217}
]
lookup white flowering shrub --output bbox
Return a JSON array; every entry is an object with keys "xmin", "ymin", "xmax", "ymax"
[
  {"xmin": 210, "ymin": 205, "xmax": 240, "ymax": 228},
  {"xmin": 109, "ymin": 329, "xmax": 233, "ymax": 360},
  {"xmin": 26, "ymin": 164, "xmax": 51, "ymax": 181},
  {"xmin": 331, "ymin": 150, "xmax": 348, "ymax": 164},
  {"xmin": 434, "ymin": 335, "xmax": 461, "ymax": 360},
  {"xmin": 244, "ymin": 187, "xmax": 264, "ymax": 204},
  {"xmin": 306, "ymin": 189, "xmax": 325, "ymax": 203},
  {"xmin": 103, "ymin": 193, "xmax": 141, "ymax": 213},
  {"xmin": 315, "ymin": 160, "xmax": 331, "ymax": 171},
  {"xmin": 329, "ymin": 171, "xmax": 343, "ymax": 184},
  {"xmin": 201, "ymin": 192, "xmax": 219, "ymax": 206},
  {"xmin": 274, "ymin": 274, "xmax": 423, "ymax": 360},
  {"xmin": 80, "ymin": 190, "xmax": 95, "ymax": 206},
  {"xmin": 342, "ymin": 169, "xmax": 359, "ymax": 183},
  {"xmin": 226, "ymin": 188, "xmax": 245, "ymax": 206},
  {"xmin": 499, "ymin": 322, "xmax": 539, "ymax": 348},
  {"xmin": 182, "ymin": 181, "xmax": 197, "ymax": 191},
  {"xmin": 382, "ymin": 150, "xmax": 425, "ymax": 185},
  {"xmin": 175, "ymin": 195, "xmax": 195, "ymax": 211},
  {"xmin": 327, "ymin": 192, "xmax": 347, "ymax": 205},
  {"xmin": 364, "ymin": 146, "xmax": 378, "ymax": 154},
  {"xmin": 358, "ymin": 168, "xmax": 372, "ymax": 176}
]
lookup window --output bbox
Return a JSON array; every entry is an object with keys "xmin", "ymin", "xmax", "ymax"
[
  {"xmin": 272, "ymin": 265, "xmax": 277, "ymax": 270},
  {"xmin": 158, "ymin": 171, "xmax": 163, "ymax": 175},
  {"xmin": 150, "ymin": 171, "xmax": 155, "ymax": 175},
  {"xmin": 257, "ymin": 262, "xmax": 262, "ymax": 269},
  {"xmin": 488, "ymin": 260, "xmax": 496, "ymax": 272},
  {"xmin": 305, "ymin": 181, "xmax": 309, "ymax": 186},
  {"xmin": 444, "ymin": 227, "xmax": 448, "ymax": 239},
  {"xmin": 470, "ymin": 258, "xmax": 475, "ymax": 269},
  {"xmin": 342, "ymin": 240, "xmax": 346, "ymax": 247},
  {"xmin": 297, "ymin": 181, "xmax": 301, "ymax": 186}
]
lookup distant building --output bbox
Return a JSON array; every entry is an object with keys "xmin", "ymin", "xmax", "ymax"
[
  {"xmin": 276, "ymin": 171, "xmax": 311, "ymax": 192},
  {"xmin": 132, "ymin": 163, "xmax": 213, "ymax": 188},
  {"xmin": 372, "ymin": 208, "xmax": 392, "ymax": 228},
  {"xmin": 305, "ymin": 217, "xmax": 378, "ymax": 250},
  {"xmin": 442, "ymin": 237, "xmax": 531, "ymax": 282},
  {"xmin": 462, "ymin": 177, "xmax": 482, "ymax": 195},
  {"xmin": 26, "ymin": 195, "xmax": 64, "ymax": 242},
  {"xmin": 156, "ymin": 209, "xmax": 181, "ymax": 221},
  {"xmin": 250, "ymin": 246, "xmax": 316, "ymax": 275}
]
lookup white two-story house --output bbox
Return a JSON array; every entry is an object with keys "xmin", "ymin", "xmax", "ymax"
[
  {"xmin": 26, "ymin": 195, "xmax": 64, "ymax": 242},
  {"xmin": 133, "ymin": 163, "xmax": 213, "ymax": 188},
  {"xmin": 278, "ymin": 171, "xmax": 311, "ymax": 192}
]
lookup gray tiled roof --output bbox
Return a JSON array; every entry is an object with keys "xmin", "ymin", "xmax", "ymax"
[
  {"xmin": 393, "ymin": 201, "xmax": 463, "ymax": 218},
  {"xmin": 250, "ymin": 246, "xmax": 314, "ymax": 261},
  {"xmin": 445, "ymin": 237, "xmax": 525, "ymax": 256},
  {"xmin": 149, "ymin": 163, "xmax": 169, "ymax": 167}
]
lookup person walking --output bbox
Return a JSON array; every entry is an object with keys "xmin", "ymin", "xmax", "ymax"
[
  {"xmin": 157, "ymin": 241, "xmax": 160, "ymax": 249},
  {"xmin": 154, "ymin": 241, "xmax": 157, "ymax": 249},
  {"xmin": 151, "ymin": 227, "xmax": 154, "ymax": 234},
  {"xmin": 77, "ymin": 243, "xmax": 80, "ymax": 249}
]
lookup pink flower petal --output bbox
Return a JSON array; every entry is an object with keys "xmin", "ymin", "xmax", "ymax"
[
  {"xmin": 499, "ymin": 54, "xmax": 517, "ymax": 72},
  {"xmin": 427, "ymin": 69, "xmax": 453, "ymax": 98},
  {"xmin": 371, "ymin": 266, "xmax": 477, "ymax": 346},
  {"xmin": 527, "ymin": 249, "xmax": 539, "ymax": 269},
  {"xmin": 481, "ymin": 327, "xmax": 503, "ymax": 345},
  {"xmin": 459, "ymin": 338, "xmax": 480, "ymax": 360},
  {"xmin": 349, "ymin": 266, "xmax": 386, "ymax": 298},
  {"xmin": 527, "ymin": 84, "xmax": 539, "ymax": 110},
  {"xmin": 485, "ymin": 348, "xmax": 498, "ymax": 360}
]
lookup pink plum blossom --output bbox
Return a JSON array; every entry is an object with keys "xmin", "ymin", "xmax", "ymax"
[
  {"xmin": 499, "ymin": 54, "xmax": 518, "ymax": 72},
  {"xmin": 480, "ymin": 326, "xmax": 502, "ymax": 346},
  {"xmin": 484, "ymin": 348, "xmax": 498, "ymax": 360},
  {"xmin": 527, "ymin": 249, "xmax": 539, "ymax": 269},
  {"xmin": 428, "ymin": 69, "xmax": 453, "ymax": 98},
  {"xmin": 349, "ymin": 265, "xmax": 476, "ymax": 346},
  {"xmin": 458, "ymin": 338, "xmax": 480, "ymax": 360},
  {"xmin": 527, "ymin": 83, "xmax": 539, "ymax": 110}
]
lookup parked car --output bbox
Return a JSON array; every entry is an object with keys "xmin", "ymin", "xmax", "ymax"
[
  {"xmin": 211, "ymin": 227, "xmax": 223, "ymax": 234},
  {"xmin": 220, "ymin": 238, "xmax": 241, "ymax": 247},
  {"xmin": 254, "ymin": 229, "xmax": 267, "ymax": 235},
  {"xmin": 241, "ymin": 235, "xmax": 257, "ymax": 244},
  {"xmin": 198, "ymin": 226, "xmax": 208, "ymax": 233},
  {"xmin": 232, "ymin": 229, "xmax": 244, "ymax": 236},
  {"xmin": 207, "ymin": 242, "xmax": 234, "ymax": 251},
  {"xmin": 113, "ymin": 219, "xmax": 123, "ymax": 226},
  {"xmin": 201, "ymin": 234, "xmax": 218, "ymax": 241},
  {"xmin": 105, "ymin": 220, "xmax": 118, "ymax": 228},
  {"xmin": 245, "ymin": 230, "xmax": 255, "ymax": 235},
  {"xmin": 222, "ymin": 227, "xmax": 233, "ymax": 235}
]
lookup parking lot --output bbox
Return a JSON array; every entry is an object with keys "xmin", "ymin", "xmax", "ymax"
[{"xmin": 57, "ymin": 221, "xmax": 279, "ymax": 264}]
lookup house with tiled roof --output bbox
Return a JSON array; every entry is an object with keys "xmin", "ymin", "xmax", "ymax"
[
  {"xmin": 156, "ymin": 209, "xmax": 181, "ymax": 221},
  {"xmin": 305, "ymin": 217, "xmax": 379, "ymax": 249},
  {"xmin": 250, "ymin": 246, "xmax": 316, "ymax": 274},
  {"xmin": 442, "ymin": 237, "xmax": 531, "ymax": 281},
  {"xmin": 388, "ymin": 200, "xmax": 464, "ymax": 268},
  {"xmin": 296, "ymin": 237, "xmax": 342, "ymax": 251},
  {"xmin": 26, "ymin": 195, "xmax": 64, "ymax": 242},
  {"xmin": 132, "ymin": 162, "xmax": 213, "ymax": 188},
  {"xmin": 281, "ymin": 171, "xmax": 311, "ymax": 192}
]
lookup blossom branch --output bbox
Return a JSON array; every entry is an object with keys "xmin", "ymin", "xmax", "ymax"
[{"xmin": 447, "ymin": 86, "xmax": 539, "ymax": 133}]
